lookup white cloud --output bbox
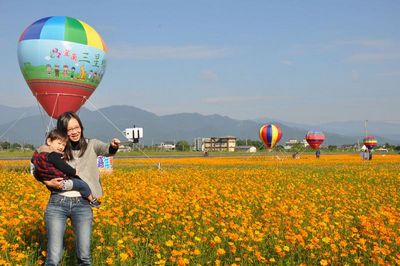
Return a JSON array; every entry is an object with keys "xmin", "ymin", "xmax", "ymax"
[
  {"xmin": 305, "ymin": 38, "xmax": 400, "ymax": 64},
  {"xmin": 335, "ymin": 39, "xmax": 400, "ymax": 64},
  {"xmin": 108, "ymin": 44, "xmax": 230, "ymax": 59},
  {"xmin": 201, "ymin": 70, "xmax": 218, "ymax": 81},
  {"xmin": 280, "ymin": 60, "xmax": 294, "ymax": 66},
  {"xmin": 337, "ymin": 39, "xmax": 396, "ymax": 49},
  {"xmin": 202, "ymin": 96, "xmax": 265, "ymax": 104},
  {"xmin": 201, "ymin": 95, "xmax": 292, "ymax": 104}
]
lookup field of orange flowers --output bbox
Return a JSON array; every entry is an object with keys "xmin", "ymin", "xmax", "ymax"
[{"xmin": 0, "ymin": 154, "xmax": 399, "ymax": 265}]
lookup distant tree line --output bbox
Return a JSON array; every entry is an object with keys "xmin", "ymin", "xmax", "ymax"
[
  {"xmin": 235, "ymin": 139, "xmax": 400, "ymax": 153},
  {"xmin": 0, "ymin": 141, "xmax": 35, "ymax": 151},
  {"xmin": 7, "ymin": 138, "xmax": 395, "ymax": 153}
]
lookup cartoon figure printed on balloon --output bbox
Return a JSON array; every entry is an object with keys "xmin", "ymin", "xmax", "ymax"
[
  {"xmin": 62, "ymin": 65, "xmax": 68, "ymax": 78},
  {"xmin": 76, "ymin": 65, "xmax": 87, "ymax": 80},
  {"xmin": 17, "ymin": 16, "xmax": 107, "ymax": 118},
  {"xmin": 46, "ymin": 64, "xmax": 52, "ymax": 77},
  {"xmin": 70, "ymin": 66, "xmax": 76, "ymax": 79},
  {"xmin": 92, "ymin": 71, "xmax": 98, "ymax": 82},
  {"xmin": 88, "ymin": 70, "xmax": 93, "ymax": 80},
  {"xmin": 54, "ymin": 64, "xmax": 60, "ymax": 77}
]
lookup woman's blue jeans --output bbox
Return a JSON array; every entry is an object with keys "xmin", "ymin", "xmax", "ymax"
[{"xmin": 44, "ymin": 194, "xmax": 93, "ymax": 266}]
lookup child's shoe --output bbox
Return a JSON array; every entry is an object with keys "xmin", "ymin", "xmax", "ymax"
[{"xmin": 90, "ymin": 198, "xmax": 101, "ymax": 208}]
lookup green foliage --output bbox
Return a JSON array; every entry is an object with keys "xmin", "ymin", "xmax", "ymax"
[
  {"xmin": 175, "ymin": 140, "xmax": 191, "ymax": 151},
  {"xmin": 0, "ymin": 141, "xmax": 10, "ymax": 149},
  {"xmin": 327, "ymin": 145, "xmax": 338, "ymax": 151},
  {"xmin": 11, "ymin": 143, "xmax": 21, "ymax": 149},
  {"xmin": 288, "ymin": 143, "xmax": 304, "ymax": 152},
  {"xmin": 0, "ymin": 141, "xmax": 35, "ymax": 151}
]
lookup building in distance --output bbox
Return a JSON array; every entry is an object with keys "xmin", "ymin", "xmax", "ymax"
[{"xmin": 194, "ymin": 136, "xmax": 237, "ymax": 152}]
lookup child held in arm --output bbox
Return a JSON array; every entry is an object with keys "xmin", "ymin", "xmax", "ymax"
[{"xmin": 31, "ymin": 128, "xmax": 101, "ymax": 208}]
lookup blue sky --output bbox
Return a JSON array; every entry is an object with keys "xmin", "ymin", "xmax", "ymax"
[{"xmin": 1, "ymin": 0, "xmax": 399, "ymax": 124}]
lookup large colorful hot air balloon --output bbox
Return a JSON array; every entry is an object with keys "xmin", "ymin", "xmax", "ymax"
[
  {"xmin": 305, "ymin": 130, "xmax": 325, "ymax": 150},
  {"xmin": 363, "ymin": 135, "xmax": 377, "ymax": 150},
  {"xmin": 259, "ymin": 124, "xmax": 282, "ymax": 149},
  {"xmin": 17, "ymin": 16, "xmax": 107, "ymax": 118}
]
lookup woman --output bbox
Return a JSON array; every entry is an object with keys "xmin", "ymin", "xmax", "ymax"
[{"xmin": 43, "ymin": 111, "xmax": 120, "ymax": 265}]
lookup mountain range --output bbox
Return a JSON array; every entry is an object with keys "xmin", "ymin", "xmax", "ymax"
[{"xmin": 0, "ymin": 105, "xmax": 398, "ymax": 146}]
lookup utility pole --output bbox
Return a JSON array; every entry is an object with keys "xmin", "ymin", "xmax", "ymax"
[{"xmin": 364, "ymin": 120, "xmax": 368, "ymax": 136}]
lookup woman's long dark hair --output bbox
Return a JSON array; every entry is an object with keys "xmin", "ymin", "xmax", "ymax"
[{"xmin": 57, "ymin": 111, "xmax": 88, "ymax": 160}]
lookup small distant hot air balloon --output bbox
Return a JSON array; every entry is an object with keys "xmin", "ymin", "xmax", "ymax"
[
  {"xmin": 363, "ymin": 135, "xmax": 377, "ymax": 150},
  {"xmin": 305, "ymin": 130, "xmax": 325, "ymax": 150},
  {"xmin": 17, "ymin": 16, "xmax": 107, "ymax": 118},
  {"xmin": 259, "ymin": 124, "xmax": 282, "ymax": 149}
]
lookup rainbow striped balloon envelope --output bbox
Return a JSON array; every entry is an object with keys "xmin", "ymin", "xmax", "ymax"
[
  {"xmin": 17, "ymin": 16, "xmax": 107, "ymax": 118},
  {"xmin": 305, "ymin": 130, "xmax": 325, "ymax": 150},
  {"xmin": 259, "ymin": 124, "xmax": 282, "ymax": 149},
  {"xmin": 363, "ymin": 135, "xmax": 377, "ymax": 150}
]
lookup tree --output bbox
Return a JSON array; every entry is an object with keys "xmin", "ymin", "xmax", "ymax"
[
  {"xmin": 175, "ymin": 140, "xmax": 190, "ymax": 151},
  {"xmin": 11, "ymin": 143, "xmax": 21, "ymax": 149},
  {"xmin": 275, "ymin": 145, "xmax": 285, "ymax": 151},
  {"xmin": 0, "ymin": 141, "xmax": 11, "ymax": 150},
  {"xmin": 327, "ymin": 145, "xmax": 337, "ymax": 151},
  {"xmin": 289, "ymin": 143, "xmax": 304, "ymax": 152}
]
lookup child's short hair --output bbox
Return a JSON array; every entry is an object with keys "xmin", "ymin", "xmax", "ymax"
[{"xmin": 47, "ymin": 128, "xmax": 68, "ymax": 142}]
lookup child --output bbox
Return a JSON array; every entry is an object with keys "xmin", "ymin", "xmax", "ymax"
[{"xmin": 31, "ymin": 128, "xmax": 101, "ymax": 208}]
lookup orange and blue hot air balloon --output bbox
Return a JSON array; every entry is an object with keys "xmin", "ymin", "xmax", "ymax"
[
  {"xmin": 259, "ymin": 124, "xmax": 282, "ymax": 149},
  {"xmin": 305, "ymin": 130, "xmax": 325, "ymax": 150},
  {"xmin": 363, "ymin": 135, "xmax": 377, "ymax": 150},
  {"xmin": 17, "ymin": 16, "xmax": 107, "ymax": 118}
]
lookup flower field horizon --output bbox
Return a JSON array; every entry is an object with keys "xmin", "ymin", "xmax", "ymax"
[{"xmin": 0, "ymin": 154, "xmax": 399, "ymax": 265}]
